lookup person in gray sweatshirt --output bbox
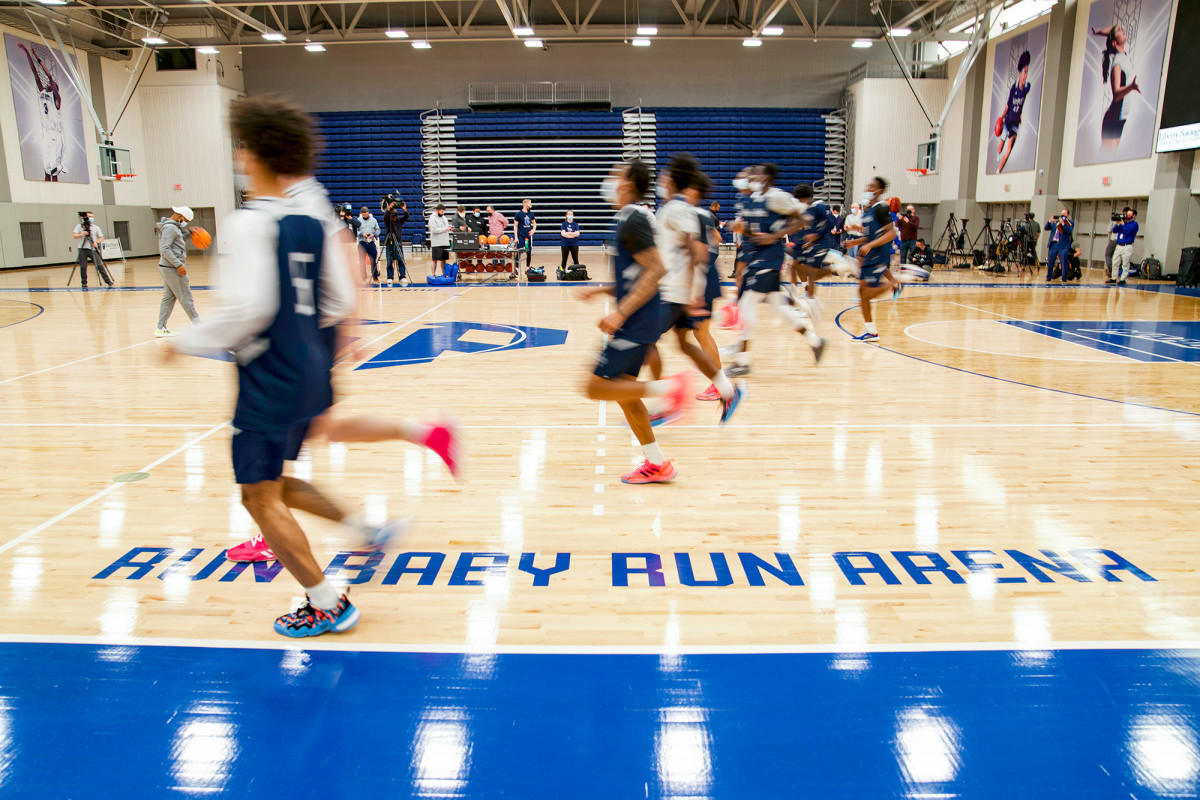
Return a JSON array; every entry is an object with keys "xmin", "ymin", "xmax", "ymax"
[{"xmin": 155, "ymin": 205, "xmax": 201, "ymax": 337}]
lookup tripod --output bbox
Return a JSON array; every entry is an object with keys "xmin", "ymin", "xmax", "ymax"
[
  {"xmin": 933, "ymin": 212, "xmax": 969, "ymax": 267},
  {"xmin": 969, "ymin": 218, "xmax": 1002, "ymax": 271},
  {"xmin": 67, "ymin": 230, "xmax": 114, "ymax": 287}
]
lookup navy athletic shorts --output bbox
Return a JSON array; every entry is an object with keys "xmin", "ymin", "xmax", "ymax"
[
  {"xmin": 594, "ymin": 337, "xmax": 652, "ymax": 380},
  {"xmin": 860, "ymin": 265, "xmax": 889, "ymax": 287},
  {"xmin": 232, "ymin": 420, "xmax": 312, "ymax": 484},
  {"xmin": 743, "ymin": 267, "xmax": 782, "ymax": 295}
]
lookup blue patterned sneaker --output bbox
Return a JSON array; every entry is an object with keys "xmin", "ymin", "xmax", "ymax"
[
  {"xmin": 719, "ymin": 380, "xmax": 746, "ymax": 424},
  {"xmin": 274, "ymin": 595, "xmax": 359, "ymax": 638},
  {"xmin": 856, "ymin": 331, "xmax": 880, "ymax": 342}
]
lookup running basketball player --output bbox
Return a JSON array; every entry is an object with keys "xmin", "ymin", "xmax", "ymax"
[
  {"xmin": 651, "ymin": 155, "xmax": 744, "ymax": 422},
  {"xmin": 726, "ymin": 164, "xmax": 825, "ymax": 377},
  {"xmin": 578, "ymin": 160, "xmax": 687, "ymax": 485},
  {"xmin": 17, "ymin": 43, "xmax": 65, "ymax": 181},
  {"xmin": 791, "ymin": 183, "xmax": 856, "ymax": 328},
  {"xmin": 846, "ymin": 176, "xmax": 900, "ymax": 342},
  {"xmin": 219, "ymin": 161, "xmax": 462, "ymax": 564},
  {"xmin": 166, "ymin": 95, "xmax": 382, "ymax": 637},
  {"xmin": 686, "ymin": 173, "xmax": 732, "ymax": 402}
]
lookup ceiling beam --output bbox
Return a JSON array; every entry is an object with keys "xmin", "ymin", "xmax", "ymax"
[
  {"xmin": 345, "ymin": 2, "xmax": 367, "ymax": 34},
  {"xmin": 462, "ymin": 0, "xmax": 485, "ymax": 31},
  {"xmin": 579, "ymin": 0, "xmax": 603, "ymax": 30},
  {"xmin": 548, "ymin": 0, "xmax": 574, "ymax": 33},
  {"xmin": 786, "ymin": 0, "xmax": 815, "ymax": 36},
  {"xmin": 431, "ymin": 1, "xmax": 456, "ymax": 34},
  {"xmin": 815, "ymin": 0, "xmax": 842, "ymax": 34}
]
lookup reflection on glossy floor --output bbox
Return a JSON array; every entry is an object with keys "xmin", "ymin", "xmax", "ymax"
[{"xmin": 2, "ymin": 255, "xmax": 1199, "ymax": 798}]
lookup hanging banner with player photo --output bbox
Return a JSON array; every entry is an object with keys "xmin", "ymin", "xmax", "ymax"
[
  {"xmin": 4, "ymin": 34, "xmax": 89, "ymax": 184},
  {"xmin": 986, "ymin": 24, "xmax": 1048, "ymax": 175},
  {"xmin": 1073, "ymin": 0, "xmax": 1172, "ymax": 166}
]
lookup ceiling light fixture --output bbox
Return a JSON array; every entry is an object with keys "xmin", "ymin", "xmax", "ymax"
[
  {"xmin": 524, "ymin": 39, "xmax": 544, "ymax": 48},
  {"xmin": 631, "ymin": 38, "xmax": 651, "ymax": 47},
  {"xmin": 262, "ymin": 32, "xmax": 286, "ymax": 41},
  {"xmin": 412, "ymin": 39, "xmax": 432, "ymax": 49},
  {"xmin": 141, "ymin": 36, "xmax": 168, "ymax": 45},
  {"xmin": 513, "ymin": 26, "xmax": 535, "ymax": 36},
  {"xmin": 35, "ymin": 0, "xmax": 68, "ymax": 6},
  {"xmin": 385, "ymin": 29, "xmax": 409, "ymax": 38},
  {"xmin": 636, "ymin": 26, "xmax": 658, "ymax": 35},
  {"xmin": 743, "ymin": 37, "xmax": 763, "ymax": 47},
  {"xmin": 852, "ymin": 39, "xmax": 873, "ymax": 48},
  {"xmin": 305, "ymin": 43, "xmax": 326, "ymax": 52},
  {"xmin": 890, "ymin": 27, "xmax": 912, "ymax": 37},
  {"xmin": 762, "ymin": 26, "xmax": 784, "ymax": 35},
  {"xmin": 196, "ymin": 46, "xmax": 219, "ymax": 54}
]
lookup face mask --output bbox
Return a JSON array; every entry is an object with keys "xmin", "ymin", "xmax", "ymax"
[
  {"xmin": 474, "ymin": 212, "xmax": 480, "ymax": 217},
  {"xmin": 600, "ymin": 177, "xmax": 620, "ymax": 205},
  {"xmin": 567, "ymin": 214, "xmax": 574, "ymax": 221},
  {"xmin": 656, "ymin": 185, "xmax": 670, "ymax": 200},
  {"xmin": 860, "ymin": 192, "xmax": 875, "ymax": 206},
  {"xmin": 732, "ymin": 178, "xmax": 750, "ymax": 191},
  {"xmin": 749, "ymin": 181, "xmax": 764, "ymax": 192}
]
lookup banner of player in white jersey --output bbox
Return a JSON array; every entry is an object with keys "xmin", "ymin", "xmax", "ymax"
[
  {"xmin": 1073, "ymin": 0, "xmax": 1172, "ymax": 166},
  {"xmin": 4, "ymin": 34, "xmax": 89, "ymax": 183},
  {"xmin": 986, "ymin": 23, "xmax": 1048, "ymax": 175}
]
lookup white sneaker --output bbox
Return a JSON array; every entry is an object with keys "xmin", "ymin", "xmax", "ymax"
[
  {"xmin": 803, "ymin": 296, "xmax": 824, "ymax": 327},
  {"xmin": 154, "ymin": 328, "xmax": 176, "ymax": 338},
  {"xmin": 720, "ymin": 344, "xmax": 739, "ymax": 360}
]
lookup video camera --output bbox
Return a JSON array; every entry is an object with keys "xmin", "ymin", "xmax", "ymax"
[
  {"xmin": 381, "ymin": 191, "xmax": 402, "ymax": 209},
  {"xmin": 1111, "ymin": 212, "xmax": 1123, "ymax": 222},
  {"xmin": 78, "ymin": 211, "xmax": 92, "ymax": 232}
]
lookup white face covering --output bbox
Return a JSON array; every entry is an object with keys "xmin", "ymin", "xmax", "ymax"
[
  {"xmin": 655, "ymin": 184, "xmax": 670, "ymax": 200},
  {"xmin": 566, "ymin": 214, "xmax": 574, "ymax": 221},
  {"xmin": 860, "ymin": 192, "xmax": 875, "ymax": 206},
  {"xmin": 600, "ymin": 177, "xmax": 620, "ymax": 205},
  {"xmin": 732, "ymin": 177, "xmax": 750, "ymax": 191},
  {"xmin": 749, "ymin": 181, "xmax": 764, "ymax": 192}
]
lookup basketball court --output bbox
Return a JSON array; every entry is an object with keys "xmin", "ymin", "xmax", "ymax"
[{"xmin": 2, "ymin": 254, "xmax": 1198, "ymax": 797}]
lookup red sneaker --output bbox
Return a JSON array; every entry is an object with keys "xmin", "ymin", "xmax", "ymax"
[
  {"xmin": 226, "ymin": 534, "xmax": 275, "ymax": 563},
  {"xmin": 695, "ymin": 384, "xmax": 720, "ymax": 401},
  {"xmin": 421, "ymin": 417, "xmax": 463, "ymax": 480},
  {"xmin": 621, "ymin": 460, "xmax": 678, "ymax": 484}
]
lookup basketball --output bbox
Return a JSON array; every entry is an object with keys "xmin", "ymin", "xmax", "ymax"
[
  {"xmin": 488, "ymin": 235, "xmax": 499, "ymax": 245},
  {"xmin": 190, "ymin": 226, "xmax": 212, "ymax": 249},
  {"xmin": 994, "ymin": 116, "xmax": 1004, "ymax": 138},
  {"xmin": 478, "ymin": 235, "xmax": 487, "ymax": 245},
  {"xmin": 499, "ymin": 235, "xmax": 510, "ymax": 245}
]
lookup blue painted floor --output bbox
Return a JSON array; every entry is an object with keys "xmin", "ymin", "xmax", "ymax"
[{"xmin": 1, "ymin": 643, "xmax": 1197, "ymax": 799}]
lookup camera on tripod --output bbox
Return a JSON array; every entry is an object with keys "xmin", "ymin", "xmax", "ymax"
[
  {"xmin": 381, "ymin": 191, "xmax": 401, "ymax": 208},
  {"xmin": 78, "ymin": 211, "xmax": 92, "ymax": 233}
]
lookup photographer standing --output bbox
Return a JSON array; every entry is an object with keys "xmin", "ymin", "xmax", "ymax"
[
  {"xmin": 382, "ymin": 196, "xmax": 409, "ymax": 285},
  {"xmin": 1044, "ymin": 208, "xmax": 1074, "ymax": 283},
  {"xmin": 357, "ymin": 206, "xmax": 381, "ymax": 284},
  {"xmin": 1102, "ymin": 211, "xmax": 1121, "ymax": 283},
  {"xmin": 1109, "ymin": 208, "xmax": 1139, "ymax": 285},
  {"xmin": 898, "ymin": 205, "xmax": 920, "ymax": 264},
  {"xmin": 155, "ymin": 206, "xmax": 200, "ymax": 337},
  {"xmin": 72, "ymin": 211, "xmax": 113, "ymax": 288}
]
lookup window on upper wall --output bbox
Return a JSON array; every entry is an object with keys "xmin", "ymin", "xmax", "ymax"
[
  {"xmin": 113, "ymin": 221, "xmax": 131, "ymax": 252},
  {"xmin": 19, "ymin": 222, "xmax": 44, "ymax": 258}
]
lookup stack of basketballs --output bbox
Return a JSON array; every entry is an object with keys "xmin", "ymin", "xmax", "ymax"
[{"xmin": 457, "ymin": 234, "xmax": 515, "ymax": 275}]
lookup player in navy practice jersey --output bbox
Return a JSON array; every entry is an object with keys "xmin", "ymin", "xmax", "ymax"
[
  {"xmin": 577, "ymin": 161, "xmax": 688, "ymax": 485},
  {"xmin": 166, "ymin": 96, "xmax": 382, "ymax": 637},
  {"xmin": 995, "ymin": 50, "xmax": 1032, "ymax": 174},
  {"xmin": 844, "ymin": 176, "xmax": 900, "ymax": 342},
  {"xmin": 791, "ymin": 183, "xmax": 857, "ymax": 328},
  {"xmin": 726, "ymin": 164, "xmax": 826, "ymax": 377}
]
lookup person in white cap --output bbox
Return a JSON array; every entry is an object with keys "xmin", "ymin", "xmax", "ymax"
[{"xmin": 156, "ymin": 205, "xmax": 201, "ymax": 337}]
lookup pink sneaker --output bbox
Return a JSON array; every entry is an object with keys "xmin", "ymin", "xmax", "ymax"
[
  {"xmin": 226, "ymin": 534, "xmax": 275, "ymax": 563},
  {"xmin": 695, "ymin": 384, "xmax": 720, "ymax": 401},
  {"xmin": 421, "ymin": 418, "xmax": 463, "ymax": 480},
  {"xmin": 718, "ymin": 303, "xmax": 741, "ymax": 330}
]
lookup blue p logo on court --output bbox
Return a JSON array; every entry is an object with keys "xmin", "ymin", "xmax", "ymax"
[{"xmin": 357, "ymin": 321, "xmax": 569, "ymax": 369}]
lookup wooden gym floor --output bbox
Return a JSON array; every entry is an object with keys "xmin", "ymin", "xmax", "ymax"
[{"xmin": 1, "ymin": 252, "xmax": 1199, "ymax": 799}]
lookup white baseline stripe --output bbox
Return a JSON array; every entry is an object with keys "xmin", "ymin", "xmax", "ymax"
[
  {"xmin": 0, "ymin": 420, "xmax": 229, "ymax": 556},
  {"xmin": 0, "ymin": 633, "xmax": 1195, "ymax": 657},
  {"xmin": 0, "ymin": 338, "xmax": 157, "ymax": 385}
]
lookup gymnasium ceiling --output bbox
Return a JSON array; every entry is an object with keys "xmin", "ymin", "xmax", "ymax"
[{"xmin": 1, "ymin": 0, "xmax": 1021, "ymax": 58}]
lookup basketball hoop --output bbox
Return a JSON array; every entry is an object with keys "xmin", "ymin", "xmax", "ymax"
[
  {"xmin": 905, "ymin": 168, "xmax": 929, "ymax": 186},
  {"xmin": 100, "ymin": 173, "xmax": 137, "ymax": 182}
]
